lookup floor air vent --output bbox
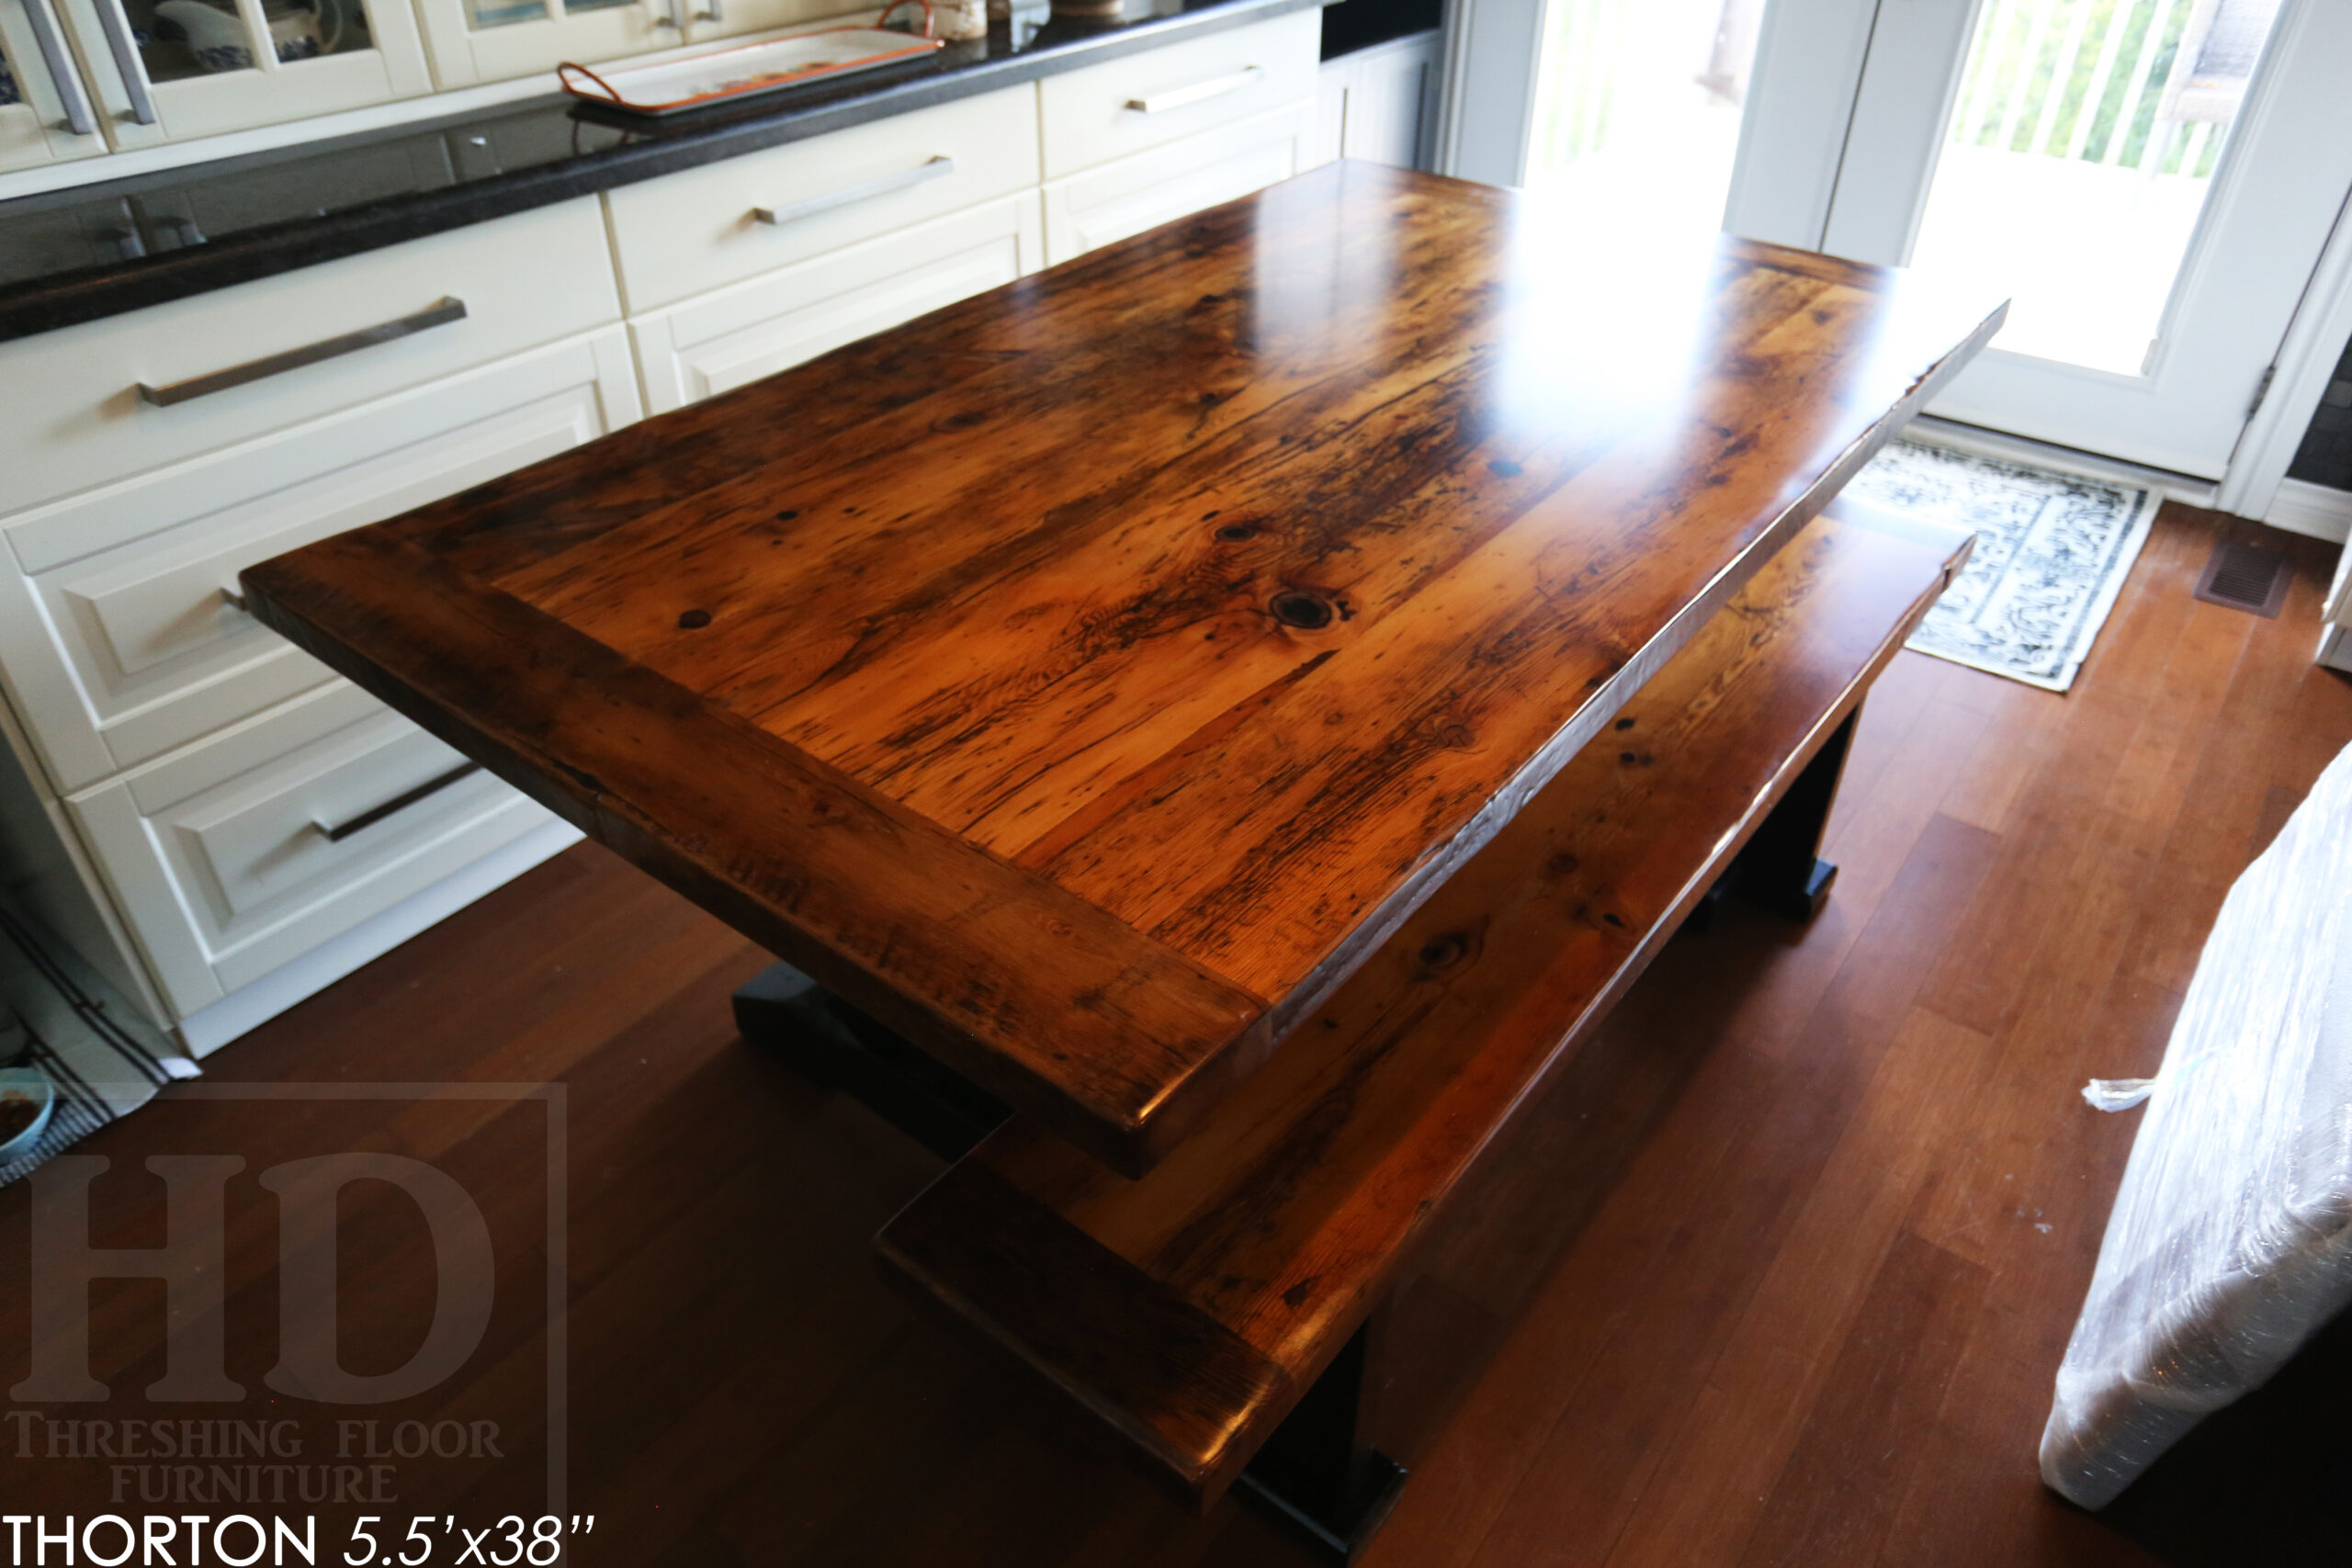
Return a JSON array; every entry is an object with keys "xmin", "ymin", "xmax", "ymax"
[{"xmin": 2193, "ymin": 537, "xmax": 2290, "ymax": 619}]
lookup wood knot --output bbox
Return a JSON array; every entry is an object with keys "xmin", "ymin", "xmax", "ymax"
[
  {"xmin": 1271, "ymin": 592, "xmax": 1334, "ymax": 630},
  {"xmin": 1614, "ymin": 716, "xmax": 1636, "ymax": 731},
  {"xmin": 1418, "ymin": 932, "xmax": 1471, "ymax": 971},
  {"xmin": 676, "ymin": 609, "xmax": 713, "ymax": 629},
  {"xmin": 1545, "ymin": 852, "xmax": 1579, "ymax": 878},
  {"xmin": 1216, "ymin": 523, "xmax": 1257, "ymax": 542}
]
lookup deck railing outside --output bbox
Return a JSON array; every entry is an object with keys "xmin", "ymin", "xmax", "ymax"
[{"xmin": 1536, "ymin": 0, "xmax": 2278, "ymax": 180}]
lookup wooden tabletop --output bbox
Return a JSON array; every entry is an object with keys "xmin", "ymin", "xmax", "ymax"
[{"xmin": 243, "ymin": 162, "xmax": 2004, "ymax": 1175}]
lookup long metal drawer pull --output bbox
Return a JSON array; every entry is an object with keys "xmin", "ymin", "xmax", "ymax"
[
  {"xmin": 23, "ymin": 0, "xmax": 99, "ymax": 136},
  {"xmin": 89, "ymin": 0, "xmax": 159, "ymax": 125},
  {"xmin": 1125, "ymin": 65, "xmax": 1261, "ymax": 114},
  {"xmin": 137, "ymin": 297, "xmax": 468, "ymax": 407},
  {"xmin": 752, "ymin": 156, "xmax": 955, "ymax": 226},
  {"xmin": 313, "ymin": 761, "xmax": 483, "ymax": 844}
]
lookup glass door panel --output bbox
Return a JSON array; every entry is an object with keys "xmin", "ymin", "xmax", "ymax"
[
  {"xmin": 1522, "ymin": 0, "xmax": 1764, "ymax": 238},
  {"xmin": 1906, "ymin": 0, "xmax": 2286, "ymax": 377},
  {"xmin": 54, "ymin": 0, "xmax": 429, "ymax": 144},
  {"xmin": 416, "ymin": 0, "xmax": 670, "ymax": 89}
]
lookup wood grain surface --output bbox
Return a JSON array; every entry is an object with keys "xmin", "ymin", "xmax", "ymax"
[
  {"xmin": 243, "ymin": 161, "xmax": 2003, "ymax": 1173},
  {"xmin": 876, "ymin": 502, "xmax": 1973, "ymax": 1506}
]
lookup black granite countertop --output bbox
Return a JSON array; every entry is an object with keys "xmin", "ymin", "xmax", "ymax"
[{"xmin": 0, "ymin": 0, "xmax": 1322, "ymax": 343}]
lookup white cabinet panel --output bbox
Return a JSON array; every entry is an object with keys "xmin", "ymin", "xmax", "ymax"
[
  {"xmin": 0, "ymin": 328, "xmax": 641, "ymax": 791},
  {"xmin": 0, "ymin": 198, "xmax": 620, "ymax": 516},
  {"xmin": 1317, "ymin": 30, "xmax": 1437, "ymax": 172},
  {"xmin": 631, "ymin": 192, "xmax": 1039, "ymax": 413},
  {"xmin": 1037, "ymin": 7, "xmax": 1318, "ymax": 180},
  {"xmin": 68, "ymin": 681, "xmax": 556, "ymax": 1014},
  {"xmin": 1042, "ymin": 99, "xmax": 1308, "ymax": 266},
  {"xmin": 0, "ymin": 0, "xmax": 112, "ymax": 173},
  {"xmin": 605, "ymin": 85, "xmax": 1038, "ymax": 314}
]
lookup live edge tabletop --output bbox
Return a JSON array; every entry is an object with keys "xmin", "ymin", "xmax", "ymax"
[{"xmin": 243, "ymin": 161, "xmax": 2004, "ymax": 1177}]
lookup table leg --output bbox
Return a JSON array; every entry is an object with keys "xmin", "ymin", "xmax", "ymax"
[
  {"xmin": 1735, "ymin": 705, "xmax": 1859, "ymax": 922},
  {"xmin": 732, "ymin": 962, "xmax": 1009, "ymax": 1160},
  {"xmin": 1232, "ymin": 1323, "xmax": 1408, "ymax": 1563}
]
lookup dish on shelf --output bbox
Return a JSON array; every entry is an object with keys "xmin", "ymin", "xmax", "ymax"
[{"xmin": 558, "ymin": 25, "xmax": 943, "ymax": 117}]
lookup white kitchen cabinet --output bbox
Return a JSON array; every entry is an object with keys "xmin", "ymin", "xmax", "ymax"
[
  {"xmin": 604, "ymin": 84, "xmax": 1037, "ymax": 314},
  {"xmin": 0, "ymin": 328, "xmax": 642, "ymax": 791},
  {"xmin": 0, "ymin": 0, "xmax": 114, "ymax": 173},
  {"xmin": 413, "ymin": 0, "xmax": 839, "ymax": 90},
  {"xmin": 0, "ymin": 197, "xmax": 621, "ymax": 516},
  {"xmin": 1041, "ymin": 97, "xmax": 1310, "ymax": 265},
  {"xmin": 1038, "ymin": 6, "xmax": 1317, "ymax": 180},
  {"xmin": 413, "ymin": 0, "xmax": 670, "ymax": 90},
  {"xmin": 66, "ymin": 679, "xmax": 560, "ymax": 1017},
  {"xmin": 46, "ymin": 0, "xmax": 432, "ymax": 150},
  {"xmin": 631, "ymin": 192, "xmax": 1039, "ymax": 412},
  {"xmin": 1312, "ymin": 28, "xmax": 1437, "ymax": 171}
]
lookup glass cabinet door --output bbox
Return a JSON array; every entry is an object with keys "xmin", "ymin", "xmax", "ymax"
[
  {"xmin": 678, "ymin": 0, "xmax": 843, "ymax": 50},
  {"xmin": 0, "ymin": 0, "xmax": 114, "ymax": 171},
  {"xmin": 414, "ymin": 0, "xmax": 673, "ymax": 87},
  {"xmin": 51, "ymin": 0, "xmax": 430, "ymax": 146}
]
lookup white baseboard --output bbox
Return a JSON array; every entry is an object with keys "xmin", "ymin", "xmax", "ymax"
[
  {"xmin": 175, "ymin": 818, "xmax": 583, "ymax": 1059},
  {"xmin": 2266, "ymin": 478, "xmax": 2352, "ymax": 545}
]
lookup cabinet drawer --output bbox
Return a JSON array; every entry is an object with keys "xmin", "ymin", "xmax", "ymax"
[
  {"xmin": 0, "ymin": 198, "xmax": 620, "ymax": 517},
  {"xmin": 1037, "ymin": 8, "xmax": 1318, "ymax": 181},
  {"xmin": 0, "ymin": 329, "xmax": 642, "ymax": 793},
  {"xmin": 68, "ymin": 682, "xmax": 554, "ymax": 1016},
  {"xmin": 1043, "ymin": 101, "xmax": 1311, "ymax": 266},
  {"xmin": 631, "ymin": 195, "xmax": 1041, "ymax": 414},
  {"xmin": 605, "ymin": 86, "xmax": 1040, "ymax": 315}
]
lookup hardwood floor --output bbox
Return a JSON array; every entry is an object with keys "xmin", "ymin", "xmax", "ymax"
[{"xmin": 6, "ymin": 501, "xmax": 2348, "ymax": 1566}]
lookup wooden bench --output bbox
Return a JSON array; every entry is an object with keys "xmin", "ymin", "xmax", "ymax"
[{"xmin": 849, "ymin": 498, "xmax": 1969, "ymax": 1550}]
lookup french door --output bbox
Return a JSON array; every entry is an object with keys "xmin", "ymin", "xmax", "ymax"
[{"xmin": 1441, "ymin": 0, "xmax": 2352, "ymax": 479}]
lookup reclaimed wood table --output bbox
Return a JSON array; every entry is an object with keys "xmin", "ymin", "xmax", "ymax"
[{"xmin": 245, "ymin": 160, "xmax": 2002, "ymax": 1551}]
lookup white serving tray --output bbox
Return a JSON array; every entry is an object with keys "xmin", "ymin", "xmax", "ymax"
[{"xmin": 559, "ymin": 27, "xmax": 943, "ymax": 117}]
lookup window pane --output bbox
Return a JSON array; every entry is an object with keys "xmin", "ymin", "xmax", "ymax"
[{"xmin": 1907, "ymin": 0, "xmax": 2286, "ymax": 375}]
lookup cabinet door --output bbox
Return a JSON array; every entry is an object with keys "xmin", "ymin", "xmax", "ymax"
[
  {"xmin": 630, "ymin": 193, "xmax": 1039, "ymax": 414},
  {"xmin": 0, "ymin": 0, "xmax": 112, "ymax": 172},
  {"xmin": 1042, "ymin": 100, "xmax": 1310, "ymax": 266},
  {"xmin": 675, "ymin": 0, "xmax": 836, "ymax": 50},
  {"xmin": 0, "ymin": 328, "xmax": 642, "ymax": 792},
  {"xmin": 51, "ymin": 0, "xmax": 431, "ymax": 147},
  {"xmin": 413, "ymin": 0, "xmax": 671, "ymax": 87},
  {"xmin": 69, "ymin": 679, "xmax": 559, "ymax": 1015}
]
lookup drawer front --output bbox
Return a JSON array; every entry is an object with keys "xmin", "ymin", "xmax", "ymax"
[
  {"xmin": 69, "ymin": 682, "xmax": 554, "ymax": 1015},
  {"xmin": 0, "ymin": 330, "xmax": 642, "ymax": 793},
  {"xmin": 1037, "ymin": 8, "xmax": 1318, "ymax": 181},
  {"xmin": 605, "ymin": 86, "xmax": 1041, "ymax": 315},
  {"xmin": 1043, "ymin": 102, "xmax": 1311, "ymax": 266},
  {"xmin": 0, "ymin": 198, "xmax": 621, "ymax": 517},
  {"xmin": 632, "ymin": 196, "xmax": 1042, "ymax": 415}
]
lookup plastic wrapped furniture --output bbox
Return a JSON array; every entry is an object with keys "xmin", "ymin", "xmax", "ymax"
[{"xmin": 2041, "ymin": 740, "xmax": 2352, "ymax": 1508}]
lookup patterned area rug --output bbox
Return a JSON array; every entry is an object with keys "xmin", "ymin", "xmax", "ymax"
[{"xmin": 1842, "ymin": 439, "xmax": 2161, "ymax": 692}]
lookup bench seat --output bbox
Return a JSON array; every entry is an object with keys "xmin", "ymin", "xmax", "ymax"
[{"xmin": 876, "ymin": 499, "xmax": 1973, "ymax": 1510}]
